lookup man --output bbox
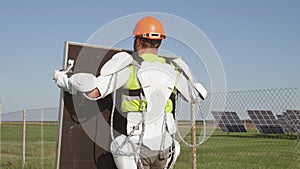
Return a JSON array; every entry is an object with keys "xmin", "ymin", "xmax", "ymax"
[{"xmin": 54, "ymin": 16, "xmax": 206, "ymax": 169}]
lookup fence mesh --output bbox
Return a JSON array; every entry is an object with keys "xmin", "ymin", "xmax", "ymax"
[
  {"xmin": 0, "ymin": 107, "xmax": 58, "ymax": 169},
  {"xmin": 0, "ymin": 88, "xmax": 299, "ymax": 168},
  {"xmin": 175, "ymin": 87, "xmax": 300, "ymax": 169}
]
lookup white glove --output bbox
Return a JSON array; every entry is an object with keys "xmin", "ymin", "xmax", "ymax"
[
  {"xmin": 53, "ymin": 70, "xmax": 66, "ymax": 81},
  {"xmin": 53, "ymin": 70, "xmax": 75, "ymax": 94}
]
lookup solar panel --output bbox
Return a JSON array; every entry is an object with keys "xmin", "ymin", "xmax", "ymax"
[
  {"xmin": 276, "ymin": 114, "xmax": 295, "ymax": 133},
  {"xmin": 211, "ymin": 111, "xmax": 247, "ymax": 133},
  {"xmin": 285, "ymin": 110, "xmax": 300, "ymax": 134},
  {"xmin": 247, "ymin": 110, "xmax": 284, "ymax": 134}
]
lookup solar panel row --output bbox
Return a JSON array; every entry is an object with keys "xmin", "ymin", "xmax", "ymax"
[
  {"xmin": 211, "ymin": 110, "xmax": 300, "ymax": 135},
  {"xmin": 247, "ymin": 110, "xmax": 284, "ymax": 134},
  {"xmin": 211, "ymin": 111, "xmax": 247, "ymax": 133},
  {"xmin": 279, "ymin": 110, "xmax": 300, "ymax": 134},
  {"xmin": 276, "ymin": 114, "xmax": 295, "ymax": 133}
]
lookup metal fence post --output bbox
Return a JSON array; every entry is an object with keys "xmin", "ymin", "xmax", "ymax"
[
  {"xmin": 41, "ymin": 108, "xmax": 44, "ymax": 169},
  {"xmin": 0, "ymin": 98, "xmax": 2, "ymax": 125},
  {"xmin": 191, "ymin": 102, "xmax": 196, "ymax": 169},
  {"xmin": 0, "ymin": 99, "xmax": 2, "ymax": 163},
  {"xmin": 22, "ymin": 109, "xmax": 26, "ymax": 169}
]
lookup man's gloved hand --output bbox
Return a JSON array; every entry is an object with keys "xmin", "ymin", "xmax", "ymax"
[
  {"xmin": 53, "ymin": 70, "xmax": 67, "ymax": 81},
  {"xmin": 53, "ymin": 70, "xmax": 75, "ymax": 93}
]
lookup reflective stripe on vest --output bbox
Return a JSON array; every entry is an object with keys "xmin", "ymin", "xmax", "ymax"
[
  {"xmin": 121, "ymin": 94, "xmax": 174, "ymax": 113},
  {"xmin": 121, "ymin": 53, "xmax": 174, "ymax": 113}
]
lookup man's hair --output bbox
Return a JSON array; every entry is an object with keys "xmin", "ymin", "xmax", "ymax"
[{"xmin": 137, "ymin": 37, "xmax": 162, "ymax": 49}]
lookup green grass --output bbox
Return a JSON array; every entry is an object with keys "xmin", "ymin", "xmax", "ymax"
[
  {"xmin": 1, "ymin": 123, "xmax": 299, "ymax": 169},
  {"xmin": 0, "ymin": 123, "xmax": 57, "ymax": 169},
  {"xmin": 175, "ymin": 129, "xmax": 300, "ymax": 169}
]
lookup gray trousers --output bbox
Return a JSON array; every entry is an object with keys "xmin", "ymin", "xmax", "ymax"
[{"xmin": 137, "ymin": 145, "xmax": 171, "ymax": 169}]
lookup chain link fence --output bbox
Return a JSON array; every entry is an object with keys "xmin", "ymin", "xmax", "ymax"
[
  {"xmin": 176, "ymin": 87, "xmax": 300, "ymax": 169},
  {"xmin": 0, "ymin": 88, "xmax": 300, "ymax": 168},
  {"xmin": 0, "ymin": 107, "xmax": 58, "ymax": 169}
]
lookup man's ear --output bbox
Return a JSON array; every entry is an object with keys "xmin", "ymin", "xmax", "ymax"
[
  {"xmin": 134, "ymin": 38, "xmax": 140, "ymax": 51},
  {"xmin": 135, "ymin": 38, "xmax": 141, "ymax": 49}
]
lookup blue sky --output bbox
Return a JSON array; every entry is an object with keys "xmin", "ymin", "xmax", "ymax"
[{"xmin": 0, "ymin": 0, "xmax": 299, "ymax": 113}]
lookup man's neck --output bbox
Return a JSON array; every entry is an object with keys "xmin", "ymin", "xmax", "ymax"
[{"xmin": 137, "ymin": 48, "xmax": 158, "ymax": 56}]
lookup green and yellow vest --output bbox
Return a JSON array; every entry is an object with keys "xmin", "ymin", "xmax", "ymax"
[{"xmin": 120, "ymin": 53, "xmax": 175, "ymax": 113}]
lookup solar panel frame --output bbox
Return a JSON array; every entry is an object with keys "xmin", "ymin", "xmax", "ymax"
[
  {"xmin": 247, "ymin": 110, "xmax": 284, "ymax": 134},
  {"xmin": 276, "ymin": 114, "xmax": 295, "ymax": 133},
  {"xmin": 211, "ymin": 111, "xmax": 247, "ymax": 133},
  {"xmin": 285, "ymin": 110, "xmax": 300, "ymax": 134}
]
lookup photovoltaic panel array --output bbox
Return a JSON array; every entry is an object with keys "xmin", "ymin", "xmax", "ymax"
[
  {"xmin": 247, "ymin": 110, "xmax": 284, "ymax": 134},
  {"xmin": 276, "ymin": 114, "xmax": 295, "ymax": 133},
  {"xmin": 285, "ymin": 110, "xmax": 300, "ymax": 134},
  {"xmin": 211, "ymin": 111, "xmax": 247, "ymax": 133}
]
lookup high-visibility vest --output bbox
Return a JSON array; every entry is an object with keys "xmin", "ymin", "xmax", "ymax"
[{"xmin": 120, "ymin": 53, "xmax": 175, "ymax": 113}]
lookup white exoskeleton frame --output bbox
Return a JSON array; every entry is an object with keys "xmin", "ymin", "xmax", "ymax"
[{"xmin": 55, "ymin": 52, "xmax": 207, "ymax": 169}]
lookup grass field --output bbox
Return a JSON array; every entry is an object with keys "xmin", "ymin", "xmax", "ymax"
[
  {"xmin": 176, "ymin": 130, "xmax": 300, "ymax": 169},
  {"xmin": 1, "ymin": 123, "xmax": 299, "ymax": 169},
  {"xmin": 0, "ymin": 123, "xmax": 57, "ymax": 169}
]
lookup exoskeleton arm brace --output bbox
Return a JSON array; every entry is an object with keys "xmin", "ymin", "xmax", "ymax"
[
  {"xmin": 172, "ymin": 57, "xmax": 207, "ymax": 102},
  {"xmin": 53, "ymin": 52, "xmax": 133, "ymax": 100}
]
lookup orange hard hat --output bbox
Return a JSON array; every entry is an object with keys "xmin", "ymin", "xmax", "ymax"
[{"xmin": 133, "ymin": 16, "xmax": 166, "ymax": 40}]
